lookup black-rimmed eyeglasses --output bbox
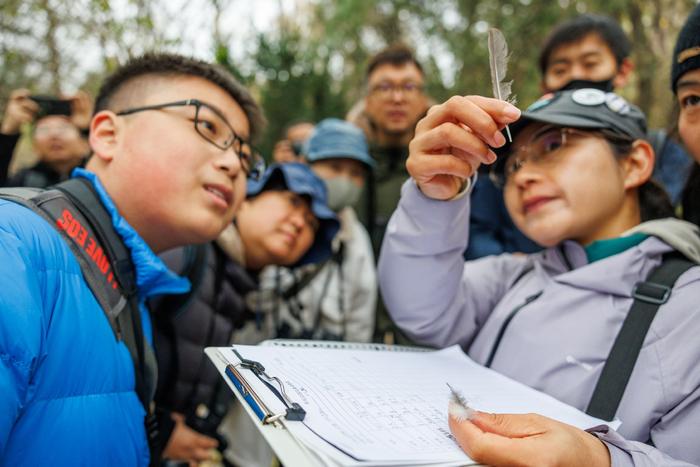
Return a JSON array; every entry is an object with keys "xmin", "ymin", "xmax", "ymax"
[{"xmin": 116, "ymin": 99, "xmax": 265, "ymax": 180}]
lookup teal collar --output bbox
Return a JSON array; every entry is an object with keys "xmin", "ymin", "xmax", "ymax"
[{"xmin": 585, "ymin": 232, "xmax": 649, "ymax": 263}]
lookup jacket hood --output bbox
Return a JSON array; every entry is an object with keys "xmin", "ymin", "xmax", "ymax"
[
  {"xmin": 216, "ymin": 223, "xmax": 246, "ymax": 266},
  {"xmin": 623, "ymin": 218, "xmax": 700, "ymax": 264}
]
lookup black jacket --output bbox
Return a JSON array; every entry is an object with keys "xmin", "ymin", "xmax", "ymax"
[
  {"xmin": 0, "ymin": 132, "xmax": 85, "ymax": 188},
  {"xmin": 151, "ymin": 242, "xmax": 257, "ymax": 448}
]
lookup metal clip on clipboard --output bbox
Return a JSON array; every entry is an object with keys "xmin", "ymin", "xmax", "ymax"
[{"xmin": 225, "ymin": 348, "xmax": 306, "ymax": 425}]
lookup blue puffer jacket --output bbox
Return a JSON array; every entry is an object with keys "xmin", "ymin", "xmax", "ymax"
[{"xmin": 0, "ymin": 169, "xmax": 189, "ymax": 466}]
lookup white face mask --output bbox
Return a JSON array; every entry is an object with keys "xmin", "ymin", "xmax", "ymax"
[{"xmin": 323, "ymin": 176, "xmax": 362, "ymax": 212}]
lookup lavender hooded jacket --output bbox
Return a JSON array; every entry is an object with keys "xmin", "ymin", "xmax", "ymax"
[{"xmin": 378, "ymin": 180, "xmax": 700, "ymax": 467}]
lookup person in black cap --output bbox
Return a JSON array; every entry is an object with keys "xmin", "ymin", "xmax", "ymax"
[
  {"xmin": 378, "ymin": 88, "xmax": 700, "ymax": 466},
  {"xmin": 673, "ymin": 4, "xmax": 700, "ymax": 228}
]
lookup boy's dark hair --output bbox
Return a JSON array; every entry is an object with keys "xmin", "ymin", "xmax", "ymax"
[
  {"xmin": 94, "ymin": 53, "xmax": 265, "ymax": 141},
  {"xmin": 538, "ymin": 14, "xmax": 631, "ymax": 75},
  {"xmin": 366, "ymin": 44, "xmax": 424, "ymax": 78}
]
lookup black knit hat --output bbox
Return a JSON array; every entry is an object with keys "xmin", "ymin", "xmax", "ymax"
[{"xmin": 672, "ymin": 5, "xmax": 700, "ymax": 93}]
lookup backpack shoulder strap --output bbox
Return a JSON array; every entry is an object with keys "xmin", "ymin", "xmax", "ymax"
[
  {"xmin": 586, "ymin": 252, "xmax": 695, "ymax": 421},
  {"xmin": 0, "ymin": 180, "xmax": 159, "ymax": 453},
  {"xmin": 52, "ymin": 179, "xmax": 158, "ymax": 414}
]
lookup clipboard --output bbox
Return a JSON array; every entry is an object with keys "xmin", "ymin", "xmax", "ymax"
[
  {"xmin": 211, "ymin": 339, "xmax": 427, "ymax": 427},
  {"xmin": 205, "ymin": 345, "xmax": 329, "ymax": 467},
  {"xmin": 207, "ymin": 340, "xmax": 616, "ymax": 467},
  {"xmin": 206, "ymin": 340, "xmax": 434, "ymax": 467},
  {"xmin": 223, "ymin": 347, "xmax": 306, "ymax": 424}
]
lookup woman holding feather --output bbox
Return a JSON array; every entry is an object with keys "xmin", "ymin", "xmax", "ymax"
[{"xmin": 377, "ymin": 31, "xmax": 700, "ymax": 467}]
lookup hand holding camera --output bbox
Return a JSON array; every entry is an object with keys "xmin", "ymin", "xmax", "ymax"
[
  {"xmin": 1, "ymin": 88, "xmax": 93, "ymax": 136},
  {"xmin": 1, "ymin": 89, "xmax": 39, "ymax": 135}
]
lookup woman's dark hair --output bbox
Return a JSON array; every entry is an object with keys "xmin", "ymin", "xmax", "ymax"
[{"xmin": 605, "ymin": 133, "xmax": 675, "ymax": 221}]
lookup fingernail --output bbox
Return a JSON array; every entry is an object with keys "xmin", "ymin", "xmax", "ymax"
[
  {"xmin": 487, "ymin": 150, "xmax": 497, "ymax": 164},
  {"xmin": 503, "ymin": 104, "xmax": 521, "ymax": 120},
  {"xmin": 493, "ymin": 131, "xmax": 506, "ymax": 147}
]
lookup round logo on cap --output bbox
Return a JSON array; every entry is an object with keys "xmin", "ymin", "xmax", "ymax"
[
  {"xmin": 604, "ymin": 93, "xmax": 631, "ymax": 115},
  {"xmin": 571, "ymin": 88, "xmax": 606, "ymax": 106}
]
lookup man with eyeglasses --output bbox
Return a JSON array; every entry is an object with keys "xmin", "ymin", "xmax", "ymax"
[
  {"xmin": 346, "ymin": 44, "xmax": 430, "ymax": 345},
  {"xmin": 0, "ymin": 53, "xmax": 265, "ymax": 466},
  {"xmin": 348, "ymin": 44, "xmax": 429, "ymax": 254},
  {"xmin": 0, "ymin": 89, "xmax": 92, "ymax": 187}
]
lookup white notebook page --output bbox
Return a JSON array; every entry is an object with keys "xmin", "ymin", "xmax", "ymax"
[{"xmin": 218, "ymin": 345, "xmax": 618, "ymax": 465}]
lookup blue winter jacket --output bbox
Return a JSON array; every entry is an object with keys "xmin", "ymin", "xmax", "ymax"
[{"xmin": 0, "ymin": 169, "xmax": 189, "ymax": 466}]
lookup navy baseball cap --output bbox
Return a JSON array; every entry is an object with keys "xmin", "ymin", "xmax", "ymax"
[
  {"xmin": 494, "ymin": 88, "xmax": 647, "ymax": 173},
  {"xmin": 246, "ymin": 162, "xmax": 339, "ymax": 266},
  {"xmin": 305, "ymin": 118, "xmax": 375, "ymax": 169}
]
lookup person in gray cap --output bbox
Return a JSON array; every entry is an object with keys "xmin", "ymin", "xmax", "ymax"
[
  {"xmin": 258, "ymin": 118, "xmax": 377, "ymax": 343},
  {"xmin": 378, "ymin": 89, "xmax": 700, "ymax": 466}
]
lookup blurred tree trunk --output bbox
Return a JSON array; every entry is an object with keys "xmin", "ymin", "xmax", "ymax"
[{"xmin": 40, "ymin": 0, "xmax": 63, "ymax": 94}]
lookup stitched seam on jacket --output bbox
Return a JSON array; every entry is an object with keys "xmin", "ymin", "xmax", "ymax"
[{"xmin": 32, "ymin": 390, "xmax": 137, "ymax": 404}]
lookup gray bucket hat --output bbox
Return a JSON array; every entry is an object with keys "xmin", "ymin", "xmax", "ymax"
[{"xmin": 305, "ymin": 118, "xmax": 375, "ymax": 169}]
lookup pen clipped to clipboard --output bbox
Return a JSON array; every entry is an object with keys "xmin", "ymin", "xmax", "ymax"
[{"xmin": 223, "ymin": 348, "xmax": 306, "ymax": 425}]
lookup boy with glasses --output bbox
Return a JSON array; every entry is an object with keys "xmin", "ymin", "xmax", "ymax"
[{"xmin": 0, "ymin": 53, "xmax": 264, "ymax": 466}]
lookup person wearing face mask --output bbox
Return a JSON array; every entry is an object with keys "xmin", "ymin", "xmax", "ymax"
[
  {"xmin": 465, "ymin": 13, "xmax": 694, "ymax": 261},
  {"xmin": 257, "ymin": 118, "xmax": 377, "ymax": 343},
  {"xmin": 538, "ymin": 14, "xmax": 691, "ymax": 207}
]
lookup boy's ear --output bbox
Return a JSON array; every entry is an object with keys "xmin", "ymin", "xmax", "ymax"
[
  {"xmin": 622, "ymin": 139, "xmax": 654, "ymax": 190},
  {"xmin": 613, "ymin": 58, "xmax": 635, "ymax": 89},
  {"xmin": 88, "ymin": 111, "xmax": 120, "ymax": 162}
]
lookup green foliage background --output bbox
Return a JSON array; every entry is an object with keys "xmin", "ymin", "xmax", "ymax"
[{"xmin": 1, "ymin": 0, "xmax": 696, "ymax": 161}]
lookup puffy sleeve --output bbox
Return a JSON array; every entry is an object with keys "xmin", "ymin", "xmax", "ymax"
[{"xmin": 0, "ymin": 206, "xmax": 45, "ymax": 451}]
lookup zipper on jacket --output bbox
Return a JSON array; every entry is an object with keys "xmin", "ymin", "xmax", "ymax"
[{"xmin": 485, "ymin": 291, "xmax": 543, "ymax": 368}]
